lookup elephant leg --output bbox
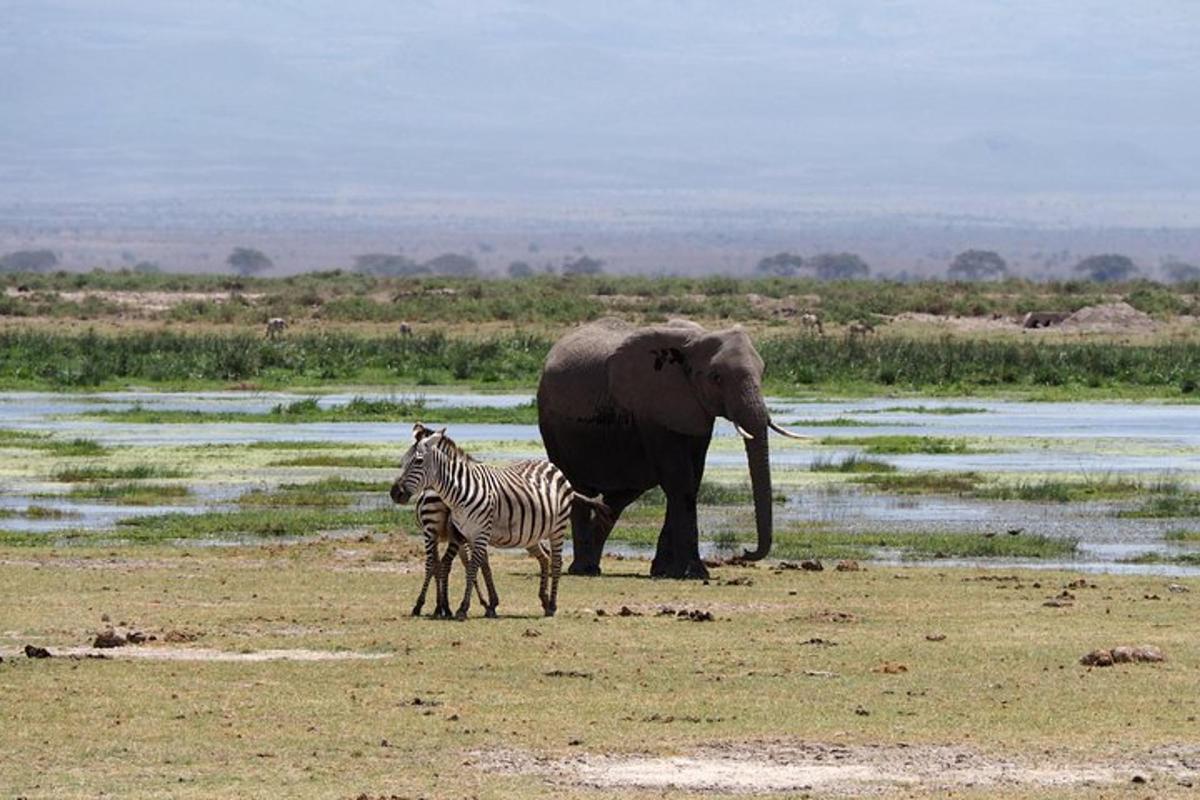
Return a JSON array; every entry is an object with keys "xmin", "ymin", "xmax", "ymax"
[
  {"xmin": 567, "ymin": 488, "xmax": 642, "ymax": 576},
  {"xmin": 648, "ymin": 432, "xmax": 710, "ymax": 580}
]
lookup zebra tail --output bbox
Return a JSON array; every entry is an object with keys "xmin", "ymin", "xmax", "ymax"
[{"xmin": 572, "ymin": 491, "xmax": 613, "ymax": 530}]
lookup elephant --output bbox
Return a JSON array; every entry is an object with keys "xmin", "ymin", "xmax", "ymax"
[{"xmin": 536, "ymin": 318, "xmax": 804, "ymax": 579}]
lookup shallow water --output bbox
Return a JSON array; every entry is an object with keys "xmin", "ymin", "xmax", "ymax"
[{"xmin": 3, "ymin": 391, "xmax": 1198, "ymax": 575}]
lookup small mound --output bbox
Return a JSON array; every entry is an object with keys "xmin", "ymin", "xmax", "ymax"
[{"xmin": 1060, "ymin": 302, "xmax": 1156, "ymax": 333}]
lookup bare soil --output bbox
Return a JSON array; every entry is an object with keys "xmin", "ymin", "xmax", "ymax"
[
  {"xmin": 475, "ymin": 740, "xmax": 1200, "ymax": 796},
  {"xmin": 0, "ymin": 646, "xmax": 390, "ymax": 662}
]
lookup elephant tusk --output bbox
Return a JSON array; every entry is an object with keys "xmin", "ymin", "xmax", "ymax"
[
  {"xmin": 769, "ymin": 420, "xmax": 808, "ymax": 440},
  {"xmin": 734, "ymin": 424, "xmax": 755, "ymax": 440}
]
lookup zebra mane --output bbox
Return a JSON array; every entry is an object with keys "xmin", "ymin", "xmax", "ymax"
[{"xmin": 429, "ymin": 431, "xmax": 476, "ymax": 464}]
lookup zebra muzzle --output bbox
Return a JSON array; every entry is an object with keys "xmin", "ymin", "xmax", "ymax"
[{"xmin": 390, "ymin": 483, "xmax": 411, "ymax": 505}]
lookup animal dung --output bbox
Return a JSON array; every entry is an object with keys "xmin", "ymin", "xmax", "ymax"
[{"xmin": 1079, "ymin": 645, "xmax": 1164, "ymax": 667}]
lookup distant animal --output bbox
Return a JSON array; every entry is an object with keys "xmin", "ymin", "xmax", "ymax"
[
  {"xmin": 398, "ymin": 321, "xmax": 413, "ymax": 336},
  {"xmin": 1007, "ymin": 527, "xmax": 1024, "ymax": 536},
  {"xmin": 410, "ymin": 488, "xmax": 492, "ymax": 619},
  {"xmin": 265, "ymin": 317, "xmax": 287, "ymax": 338},
  {"xmin": 15, "ymin": 285, "xmax": 29, "ymax": 293},
  {"xmin": 799, "ymin": 312, "xmax": 824, "ymax": 335},
  {"xmin": 846, "ymin": 320, "xmax": 875, "ymax": 338},
  {"xmin": 390, "ymin": 423, "xmax": 610, "ymax": 619},
  {"xmin": 1022, "ymin": 311, "xmax": 1070, "ymax": 329}
]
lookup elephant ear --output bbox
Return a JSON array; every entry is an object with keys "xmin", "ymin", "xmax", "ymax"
[{"xmin": 608, "ymin": 327, "xmax": 712, "ymax": 437}]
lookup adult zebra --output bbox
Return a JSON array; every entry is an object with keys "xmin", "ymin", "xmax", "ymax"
[{"xmin": 390, "ymin": 423, "xmax": 609, "ymax": 619}]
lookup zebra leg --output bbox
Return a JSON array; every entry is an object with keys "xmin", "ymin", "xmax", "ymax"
[
  {"xmin": 546, "ymin": 534, "xmax": 563, "ymax": 617},
  {"xmin": 412, "ymin": 518, "xmax": 441, "ymax": 617},
  {"xmin": 478, "ymin": 552, "xmax": 501, "ymax": 618},
  {"xmin": 434, "ymin": 539, "xmax": 460, "ymax": 619},
  {"xmin": 527, "ymin": 544, "xmax": 551, "ymax": 613},
  {"xmin": 456, "ymin": 539, "xmax": 493, "ymax": 610},
  {"xmin": 456, "ymin": 536, "xmax": 488, "ymax": 621}
]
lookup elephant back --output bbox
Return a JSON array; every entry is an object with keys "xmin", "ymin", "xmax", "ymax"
[{"xmin": 538, "ymin": 319, "xmax": 634, "ymax": 421}]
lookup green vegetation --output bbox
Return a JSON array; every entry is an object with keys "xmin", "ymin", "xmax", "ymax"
[
  {"xmin": 1164, "ymin": 529, "xmax": 1200, "ymax": 542},
  {"xmin": 634, "ymin": 481, "xmax": 787, "ymax": 507},
  {"xmin": 1120, "ymin": 551, "xmax": 1200, "ymax": 566},
  {"xmin": 238, "ymin": 477, "xmax": 388, "ymax": 508},
  {"xmin": 64, "ymin": 483, "xmax": 191, "ymax": 505},
  {"xmin": 1118, "ymin": 492, "xmax": 1200, "ymax": 519},
  {"xmin": 810, "ymin": 454, "xmax": 897, "ymax": 473},
  {"xmin": 111, "ymin": 506, "xmax": 399, "ymax": 544},
  {"xmin": 856, "ymin": 471, "xmax": 983, "ymax": 494},
  {"xmin": 819, "ymin": 435, "xmax": 977, "ymax": 454},
  {"xmin": 269, "ymin": 453, "xmax": 397, "ymax": 469},
  {"xmin": 865, "ymin": 405, "xmax": 987, "ymax": 414},
  {"xmin": 52, "ymin": 465, "xmax": 187, "ymax": 482},
  {"xmin": 80, "ymin": 397, "xmax": 540, "ymax": 424},
  {"xmin": 0, "ymin": 430, "xmax": 110, "ymax": 456},
  {"xmin": 977, "ymin": 475, "xmax": 1154, "ymax": 503}
]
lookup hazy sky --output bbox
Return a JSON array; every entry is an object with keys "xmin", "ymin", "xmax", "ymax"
[{"xmin": 2, "ymin": 1, "xmax": 1197, "ymax": 224}]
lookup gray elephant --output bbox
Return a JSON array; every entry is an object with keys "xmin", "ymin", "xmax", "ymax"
[{"xmin": 536, "ymin": 318, "xmax": 803, "ymax": 579}]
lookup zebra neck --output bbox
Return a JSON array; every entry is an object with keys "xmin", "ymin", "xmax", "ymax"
[{"xmin": 428, "ymin": 450, "xmax": 488, "ymax": 510}]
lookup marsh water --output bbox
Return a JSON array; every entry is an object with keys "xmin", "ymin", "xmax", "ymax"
[{"xmin": 2, "ymin": 391, "xmax": 1198, "ymax": 574}]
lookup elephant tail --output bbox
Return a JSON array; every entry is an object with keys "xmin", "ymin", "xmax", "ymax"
[{"xmin": 573, "ymin": 491, "xmax": 614, "ymax": 531}]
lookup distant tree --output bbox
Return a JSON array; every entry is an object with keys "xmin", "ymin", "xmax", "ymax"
[
  {"xmin": 226, "ymin": 247, "xmax": 273, "ymax": 276},
  {"xmin": 1074, "ymin": 253, "xmax": 1136, "ymax": 283},
  {"xmin": 561, "ymin": 255, "xmax": 605, "ymax": 275},
  {"xmin": 755, "ymin": 252, "xmax": 804, "ymax": 277},
  {"xmin": 353, "ymin": 253, "xmax": 425, "ymax": 276},
  {"xmin": 423, "ymin": 252, "xmax": 479, "ymax": 277},
  {"xmin": 809, "ymin": 252, "xmax": 870, "ymax": 280},
  {"xmin": 1163, "ymin": 260, "xmax": 1200, "ymax": 284},
  {"xmin": 132, "ymin": 261, "xmax": 162, "ymax": 274},
  {"xmin": 507, "ymin": 260, "xmax": 534, "ymax": 278},
  {"xmin": 947, "ymin": 249, "xmax": 1008, "ymax": 281},
  {"xmin": 0, "ymin": 249, "xmax": 58, "ymax": 272}
]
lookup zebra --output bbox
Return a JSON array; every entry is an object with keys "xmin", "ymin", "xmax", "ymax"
[
  {"xmin": 390, "ymin": 423, "xmax": 609, "ymax": 620},
  {"xmin": 265, "ymin": 317, "xmax": 287, "ymax": 338},
  {"xmin": 410, "ymin": 489, "xmax": 496, "ymax": 618}
]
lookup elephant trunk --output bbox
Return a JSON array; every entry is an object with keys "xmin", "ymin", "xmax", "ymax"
[{"xmin": 731, "ymin": 392, "xmax": 772, "ymax": 561}]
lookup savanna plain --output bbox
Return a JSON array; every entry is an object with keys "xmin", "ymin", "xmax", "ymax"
[{"xmin": 2, "ymin": 271, "xmax": 1200, "ymax": 798}]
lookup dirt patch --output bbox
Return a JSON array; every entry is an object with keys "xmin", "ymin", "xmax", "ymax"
[
  {"xmin": 474, "ymin": 741, "xmax": 1200, "ymax": 795},
  {"xmin": 0, "ymin": 646, "xmax": 390, "ymax": 662},
  {"xmin": 1060, "ymin": 301, "xmax": 1157, "ymax": 333}
]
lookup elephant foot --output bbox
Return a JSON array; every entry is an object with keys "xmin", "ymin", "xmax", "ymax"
[
  {"xmin": 567, "ymin": 559, "xmax": 602, "ymax": 576},
  {"xmin": 650, "ymin": 558, "xmax": 709, "ymax": 580}
]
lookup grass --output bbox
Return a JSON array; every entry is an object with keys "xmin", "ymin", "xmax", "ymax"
[
  {"xmin": 1120, "ymin": 551, "xmax": 1200, "ymax": 566},
  {"xmin": 769, "ymin": 527, "xmax": 1077, "ymax": 561},
  {"xmin": 64, "ymin": 482, "xmax": 192, "ymax": 505},
  {"xmin": 80, "ymin": 397, "xmax": 540, "ymax": 425},
  {"xmin": 237, "ymin": 477, "xmax": 389, "ymax": 508},
  {"xmin": 977, "ymin": 474, "xmax": 1159, "ymax": 503},
  {"xmin": 103, "ymin": 506, "xmax": 403, "ymax": 544},
  {"xmin": 634, "ymin": 482, "xmax": 787, "ymax": 507},
  {"xmin": 269, "ymin": 453, "xmax": 398, "ymax": 469},
  {"xmin": 1, "ymin": 542, "xmax": 1193, "ymax": 798},
  {"xmin": 0, "ymin": 431, "xmax": 111, "ymax": 456},
  {"xmin": 1118, "ymin": 492, "xmax": 1200, "ymax": 518},
  {"xmin": 810, "ymin": 453, "xmax": 897, "ymax": 473},
  {"xmin": 856, "ymin": 471, "xmax": 983, "ymax": 494},
  {"xmin": 1164, "ymin": 529, "xmax": 1200, "ymax": 542},
  {"xmin": 865, "ymin": 405, "xmax": 988, "ymax": 414},
  {"xmin": 52, "ymin": 464, "xmax": 187, "ymax": 482},
  {"xmin": 819, "ymin": 435, "xmax": 977, "ymax": 454}
]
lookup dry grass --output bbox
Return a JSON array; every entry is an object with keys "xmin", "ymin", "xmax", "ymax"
[{"xmin": 1, "ymin": 541, "xmax": 1197, "ymax": 798}]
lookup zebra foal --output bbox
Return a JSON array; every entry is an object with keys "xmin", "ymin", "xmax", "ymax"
[
  {"xmin": 410, "ymin": 489, "xmax": 495, "ymax": 618},
  {"xmin": 390, "ymin": 423, "xmax": 608, "ymax": 620}
]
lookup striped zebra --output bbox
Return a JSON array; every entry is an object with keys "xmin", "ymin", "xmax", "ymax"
[
  {"xmin": 410, "ymin": 489, "xmax": 496, "ymax": 618},
  {"xmin": 390, "ymin": 423, "xmax": 609, "ymax": 620}
]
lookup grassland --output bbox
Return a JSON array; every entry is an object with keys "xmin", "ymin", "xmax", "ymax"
[
  {"xmin": 0, "ymin": 271, "xmax": 1198, "ymax": 399},
  {"xmin": 1, "ymin": 543, "xmax": 1197, "ymax": 798}
]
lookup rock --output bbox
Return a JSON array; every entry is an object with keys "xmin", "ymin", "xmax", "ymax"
[
  {"xmin": 617, "ymin": 606, "xmax": 642, "ymax": 617},
  {"xmin": 162, "ymin": 629, "xmax": 201, "ymax": 643},
  {"xmin": 125, "ymin": 631, "xmax": 147, "ymax": 645},
  {"xmin": 835, "ymin": 560, "xmax": 861, "ymax": 572},
  {"xmin": 1080, "ymin": 649, "xmax": 1114, "ymax": 667},
  {"xmin": 800, "ymin": 559, "xmax": 825, "ymax": 572},
  {"xmin": 24, "ymin": 645, "xmax": 52, "ymax": 659},
  {"xmin": 1081, "ymin": 645, "xmax": 1164, "ymax": 666},
  {"xmin": 521, "ymin": 628, "xmax": 540, "ymax": 638},
  {"xmin": 925, "ymin": 633, "xmax": 946, "ymax": 642},
  {"xmin": 93, "ymin": 629, "xmax": 127, "ymax": 648},
  {"xmin": 1043, "ymin": 598, "xmax": 1073, "ymax": 607},
  {"xmin": 1167, "ymin": 583, "xmax": 1189, "ymax": 593},
  {"xmin": 1111, "ymin": 646, "xmax": 1136, "ymax": 664}
]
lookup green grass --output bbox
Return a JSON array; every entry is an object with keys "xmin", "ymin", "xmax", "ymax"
[
  {"xmin": 64, "ymin": 483, "xmax": 191, "ymax": 505},
  {"xmin": 237, "ymin": 477, "xmax": 389, "ymax": 508},
  {"xmin": 864, "ymin": 405, "xmax": 988, "ymax": 414},
  {"xmin": 856, "ymin": 471, "xmax": 983, "ymax": 494},
  {"xmin": 634, "ymin": 482, "xmax": 787, "ymax": 507},
  {"xmin": 1120, "ymin": 551, "xmax": 1200, "ymax": 566},
  {"xmin": 819, "ymin": 435, "xmax": 976, "ymax": 454},
  {"xmin": 0, "ymin": 431, "xmax": 110, "ymax": 456},
  {"xmin": 269, "ymin": 453, "xmax": 397, "ymax": 469},
  {"xmin": 81, "ymin": 397, "xmax": 540, "ymax": 425},
  {"xmin": 52, "ymin": 464, "xmax": 187, "ymax": 482},
  {"xmin": 978, "ymin": 475, "xmax": 1153, "ymax": 503},
  {"xmin": 1118, "ymin": 492, "xmax": 1200, "ymax": 518},
  {"xmin": 101, "ymin": 506, "xmax": 403, "ymax": 543},
  {"xmin": 810, "ymin": 453, "xmax": 897, "ymax": 473},
  {"xmin": 1164, "ymin": 529, "xmax": 1200, "ymax": 542},
  {"xmin": 777, "ymin": 417, "xmax": 874, "ymax": 427}
]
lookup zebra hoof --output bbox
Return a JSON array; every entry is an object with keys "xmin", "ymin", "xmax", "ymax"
[
  {"xmin": 544, "ymin": 605, "xmax": 557, "ymax": 617},
  {"xmin": 454, "ymin": 608, "xmax": 469, "ymax": 621},
  {"xmin": 410, "ymin": 605, "xmax": 423, "ymax": 617},
  {"xmin": 484, "ymin": 607, "xmax": 498, "ymax": 619}
]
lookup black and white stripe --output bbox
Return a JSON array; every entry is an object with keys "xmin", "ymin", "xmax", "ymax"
[{"xmin": 392, "ymin": 424, "xmax": 606, "ymax": 619}]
